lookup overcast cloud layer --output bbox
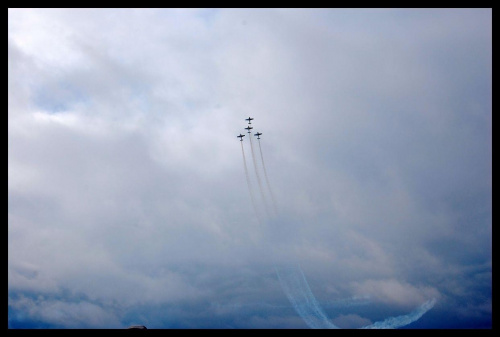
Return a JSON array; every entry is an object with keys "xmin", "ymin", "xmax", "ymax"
[{"xmin": 8, "ymin": 8, "xmax": 491, "ymax": 329}]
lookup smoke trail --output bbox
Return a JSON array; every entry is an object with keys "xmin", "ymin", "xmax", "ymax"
[
  {"xmin": 241, "ymin": 141, "xmax": 262, "ymax": 225},
  {"xmin": 257, "ymin": 138, "xmax": 278, "ymax": 216},
  {"xmin": 361, "ymin": 298, "xmax": 437, "ymax": 329},
  {"xmin": 275, "ymin": 265, "xmax": 338, "ymax": 329},
  {"xmin": 275, "ymin": 264, "xmax": 436, "ymax": 329},
  {"xmin": 248, "ymin": 133, "xmax": 270, "ymax": 218},
  {"xmin": 238, "ymin": 120, "xmax": 435, "ymax": 329}
]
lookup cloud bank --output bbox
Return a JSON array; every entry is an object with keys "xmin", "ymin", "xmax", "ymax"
[{"xmin": 9, "ymin": 8, "xmax": 491, "ymax": 328}]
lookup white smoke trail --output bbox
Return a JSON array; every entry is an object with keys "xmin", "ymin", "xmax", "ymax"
[
  {"xmin": 275, "ymin": 264, "xmax": 436, "ymax": 329},
  {"xmin": 257, "ymin": 138, "xmax": 278, "ymax": 216},
  {"xmin": 361, "ymin": 298, "xmax": 437, "ymax": 329},
  {"xmin": 241, "ymin": 141, "xmax": 262, "ymax": 225},
  {"xmin": 248, "ymin": 133, "xmax": 270, "ymax": 218},
  {"xmin": 238, "ymin": 120, "xmax": 436, "ymax": 329},
  {"xmin": 275, "ymin": 265, "xmax": 338, "ymax": 329}
]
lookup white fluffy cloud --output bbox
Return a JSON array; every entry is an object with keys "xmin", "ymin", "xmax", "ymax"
[{"xmin": 350, "ymin": 278, "xmax": 440, "ymax": 309}]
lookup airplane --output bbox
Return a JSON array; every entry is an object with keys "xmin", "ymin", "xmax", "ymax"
[
  {"xmin": 245, "ymin": 117, "xmax": 254, "ymax": 124},
  {"xmin": 244, "ymin": 126, "xmax": 253, "ymax": 133},
  {"xmin": 237, "ymin": 133, "xmax": 245, "ymax": 141},
  {"xmin": 254, "ymin": 132, "xmax": 262, "ymax": 139}
]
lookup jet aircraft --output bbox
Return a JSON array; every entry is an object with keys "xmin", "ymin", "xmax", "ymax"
[
  {"xmin": 245, "ymin": 117, "xmax": 254, "ymax": 124},
  {"xmin": 254, "ymin": 132, "xmax": 262, "ymax": 139},
  {"xmin": 237, "ymin": 134, "xmax": 245, "ymax": 141}
]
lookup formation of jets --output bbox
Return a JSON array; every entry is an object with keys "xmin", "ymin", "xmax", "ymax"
[{"xmin": 238, "ymin": 117, "xmax": 263, "ymax": 141}]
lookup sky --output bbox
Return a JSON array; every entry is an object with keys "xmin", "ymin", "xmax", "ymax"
[{"xmin": 8, "ymin": 8, "xmax": 492, "ymax": 329}]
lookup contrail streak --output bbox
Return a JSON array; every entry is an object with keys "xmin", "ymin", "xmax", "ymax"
[
  {"xmin": 275, "ymin": 264, "xmax": 436, "ymax": 329},
  {"xmin": 249, "ymin": 133, "xmax": 270, "ymax": 218},
  {"xmin": 238, "ymin": 120, "xmax": 436, "ymax": 329},
  {"xmin": 241, "ymin": 141, "xmax": 262, "ymax": 225},
  {"xmin": 257, "ymin": 138, "xmax": 277, "ymax": 216},
  {"xmin": 275, "ymin": 265, "xmax": 338, "ymax": 329},
  {"xmin": 361, "ymin": 298, "xmax": 437, "ymax": 329}
]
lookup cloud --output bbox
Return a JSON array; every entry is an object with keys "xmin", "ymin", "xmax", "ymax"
[
  {"xmin": 9, "ymin": 294, "xmax": 122, "ymax": 328},
  {"xmin": 332, "ymin": 314, "xmax": 372, "ymax": 329},
  {"xmin": 350, "ymin": 278, "xmax": 440, "ymax": 309},
  {"xmin": 8, "ymin": 8, "xmax": 491, "ymax": 328}
]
